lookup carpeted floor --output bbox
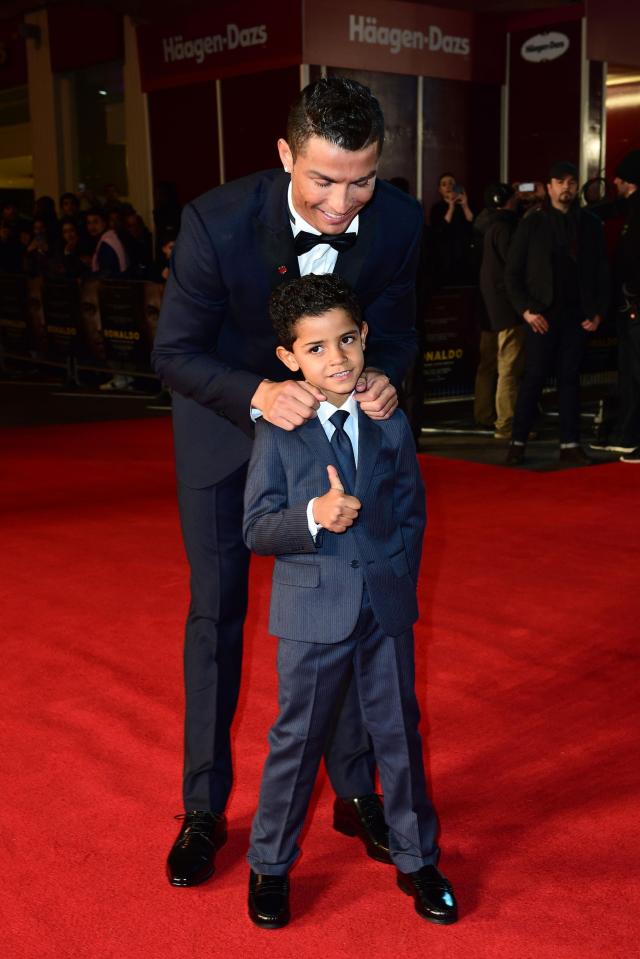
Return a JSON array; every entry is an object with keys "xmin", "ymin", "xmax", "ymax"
[{"xmin": 2, "ymin": 417, "xmax": 638, "ymax": 959}]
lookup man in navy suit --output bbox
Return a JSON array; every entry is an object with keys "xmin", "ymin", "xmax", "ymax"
[
  {"xmin": 152, "ymin": 78, "xmax": 424, "ymax": 887},
  {"xmin": 243, "ymin": 274, "xmax": 457, "ymax": 928}
]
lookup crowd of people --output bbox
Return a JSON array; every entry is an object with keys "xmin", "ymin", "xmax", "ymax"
[
  {"xmin": 1, "ymin": 152, "xmax": 638, "ymax": 460},
  {"xmin": 424, "ymin": 155, "xmax": 640, "ymax": 465},
  {"xmin": 0, "ymin": 181, "xmax": 181, "ymax": 282}
]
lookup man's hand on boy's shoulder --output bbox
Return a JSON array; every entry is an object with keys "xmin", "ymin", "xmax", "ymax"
[
  {"xmin": 355, "ymin": 369, "xmax": 397, "ymax": 420},
  {"xmin": 251, "ymin": 379, "xmax": 325, "ymax": 431},
  {"xmin": 313, "ymin": 465, "xmax": 361, "ymax": 534}
]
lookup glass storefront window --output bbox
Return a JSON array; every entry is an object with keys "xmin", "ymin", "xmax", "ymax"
[
  {"xmin": 74, "ymin": 60, "xmax": 127, "ymax": 202},
  {"xmin": 0, "ymin": 85, "xmax": 32, "ymax": 212}
]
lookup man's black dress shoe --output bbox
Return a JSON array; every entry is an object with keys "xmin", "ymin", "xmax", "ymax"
[
  {"xmin": 166, "ymin": 810, "xmax": 227, "ymax": 887},
  {"xmin": 506, "ymin": 443, "xmax": 525, "ymax": 466},
  {"xmin": 248, "ymin": 870, "xmax": 290, "ymax": 929},
  {"xmin": 333, "ymin": 794, "xmax": 392, "ymax": 864},
  {"xmin": 397, "ymin": 864, "xmax": 458, "ymax": 924},
  {"xmin": 559, "ymin": 446, "xmax": 592, "ymax": 466}
]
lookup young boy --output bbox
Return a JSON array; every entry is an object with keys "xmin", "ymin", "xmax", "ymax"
[{"xmin": 243, "ymin": 273, "xmax": 457, "ymax": 929}]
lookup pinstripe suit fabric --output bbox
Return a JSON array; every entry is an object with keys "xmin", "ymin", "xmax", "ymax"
[
  {"xmin": 244, "ymin": 408, "xmax": 439, "ymax": 874},
  {"xmin": 243, "ymin": 409, "xmax": 424, "ymax": 642}
]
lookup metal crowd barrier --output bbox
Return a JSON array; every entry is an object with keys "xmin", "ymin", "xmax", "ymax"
[{"xmin": 0, "ymin": 274, "xmax": 164, "ymax": 383}]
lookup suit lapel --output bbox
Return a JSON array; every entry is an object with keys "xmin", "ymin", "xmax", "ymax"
[
  {"xmin": 355, "ymin": 405, "xmax": 382, "ymax": 500},
  {"xmin": 298, "ymin": 414, "xmax": 335, "ymax": 472},
  {"xmin": 334, "ymin": 200, "xmax": 376, "ymax": 289},
  {"xmin": 255, "ymin": 173, "xmax": 300, "ymax": 293}
]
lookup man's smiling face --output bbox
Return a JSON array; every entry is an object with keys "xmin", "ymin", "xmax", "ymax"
[{"xmin": 278, "ymin": 135, "xmax": 379, "ymax": 235}]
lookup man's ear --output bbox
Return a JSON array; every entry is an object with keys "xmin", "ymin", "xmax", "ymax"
[
  {"xmin": 277, "ymin": 139, "xmax": 294, "ymax": 174},
  {"xmin": 276, "ymin": 344, "xmax": 300, "ymax": 372}
]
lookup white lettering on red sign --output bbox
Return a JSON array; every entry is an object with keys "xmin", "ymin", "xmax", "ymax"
[
  {"xmin": 348, "ymin": 14, "xmax": 470, "ymax": 57},
  {"xmin": 162, "ymin": 23, "xmax": 268, "ymax": 65}
]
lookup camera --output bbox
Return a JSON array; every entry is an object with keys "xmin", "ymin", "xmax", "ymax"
[{"xmin": 518, "ymin": 182, "xmax": 535, "ymax": 193}]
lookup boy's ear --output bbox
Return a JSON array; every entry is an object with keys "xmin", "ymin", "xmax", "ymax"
[
  {"xmin": 276, "ymin": 344, "xmax": 300, "ymax": 372},
  {"xmin": 360, "ymin": 320, "xmax": 368, "ymax": 348}
]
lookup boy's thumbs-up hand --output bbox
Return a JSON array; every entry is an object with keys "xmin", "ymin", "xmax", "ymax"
[{"xmin": 312, "ymin": 465, "xmax": 361, "ymax": 533}]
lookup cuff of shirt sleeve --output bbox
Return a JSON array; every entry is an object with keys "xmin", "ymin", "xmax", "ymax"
[{"xmin": 306, "ymin": 498, "xmax": 322, "ymax": 539}]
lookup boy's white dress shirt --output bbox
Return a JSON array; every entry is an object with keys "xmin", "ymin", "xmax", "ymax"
[{"xmin": 306, "ymin": 393, "xmax": 359, "ymax": 538}]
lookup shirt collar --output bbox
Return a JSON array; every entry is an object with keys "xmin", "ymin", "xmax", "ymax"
[
  {"xmin": 287, "ymin": 182, "xmax": 359, "ymax": 239},
  {"xmin": 316, "ymin": 391, "xmax": 358, "ymax": 427}
]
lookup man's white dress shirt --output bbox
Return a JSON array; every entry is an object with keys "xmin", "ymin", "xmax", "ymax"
[{"xmin": 288, "ymin": 182, "xmax": 359, "ymax": 277}]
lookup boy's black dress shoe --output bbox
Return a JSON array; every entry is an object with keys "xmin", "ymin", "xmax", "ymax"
[
  {"xmin": 166, "ymin": 811, "xmax": 227, "ymax": 887},
  {"xmin": 397, "ymin": 865, "xmax": 458, "ymax": 924},
  {"xmin": 333, "ymin": 794, "xmax": 392, "ymax": 864},
  {"xmin": 248, "ymin": 871, "xmax": 290, "ymax": 929}
]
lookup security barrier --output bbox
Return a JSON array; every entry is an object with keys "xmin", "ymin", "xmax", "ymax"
[{"xmin": 0, "ymin": 274, "xmax": 165, "ymax": 381}]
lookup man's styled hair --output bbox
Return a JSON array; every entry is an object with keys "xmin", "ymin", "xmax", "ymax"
[
  {"xmin": 270, "ymin": 273, "xmax": 362, "ymax": 350},
  {"xmin": 286, "ymin": 78, "xmax": 385, "ymax": 159}
]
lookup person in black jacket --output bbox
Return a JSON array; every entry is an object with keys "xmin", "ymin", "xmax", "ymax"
[
  {"xmin": 504, "ymin": 161, "xmax": 609, "ymax": 465},
  {"xmin": 588, "ymin": 149, "xmax": 640, "ymax": 461},
  {"xmin": 429, "ymin": 173, "xmax": 475, "ymax": 287},
  {"xmin": 478, "ymin": 183, "xmax": 525, "ymax": 439}
]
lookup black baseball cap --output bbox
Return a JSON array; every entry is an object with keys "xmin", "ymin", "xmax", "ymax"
[
  {"xmin": 616, "ymin": 150, "xmax": 640, "ymax": 186},
  {"xmin": 548, "ymin": 161, "xmax": 578, "ymax": 182}
]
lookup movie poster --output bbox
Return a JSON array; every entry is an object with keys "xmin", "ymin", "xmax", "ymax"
[
  {"xmin": 43, "ymin": 279, "xmax": 80, "ymax": 361},
  {"xmin": 0, "ymin": 274, "xmax": 29, "ymax": 356},
  {"xmin": 423, "ymin": 287, "xmax": 480, "ymax": 397}
]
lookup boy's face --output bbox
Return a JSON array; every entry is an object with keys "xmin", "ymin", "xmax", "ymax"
[{"xmin": 276, "ymin": 308, "xmax": 367, "ymax": 408}]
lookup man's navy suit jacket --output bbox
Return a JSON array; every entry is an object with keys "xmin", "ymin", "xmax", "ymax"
[
  {"xmin": 243, "ymin": 406, "xmax": 425, "ymax": 642},
  {"xmin": 152, "ymin": 170, "xmax": 423, "ymax": 489}
]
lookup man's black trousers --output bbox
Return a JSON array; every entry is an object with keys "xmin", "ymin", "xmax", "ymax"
[{"xmin": 512, "ymin": 310, "xmax": 588, "ymax": 444}]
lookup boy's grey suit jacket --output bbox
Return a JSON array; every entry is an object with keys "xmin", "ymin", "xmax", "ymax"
[{"xmin": 243, "ymin": 407, "xmax": 426, "ymax": 643}]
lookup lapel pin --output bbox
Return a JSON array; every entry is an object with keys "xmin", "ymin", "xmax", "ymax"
[{"xmin": 277, "ymin": 265, "xmax": 287, "ymax": 274}]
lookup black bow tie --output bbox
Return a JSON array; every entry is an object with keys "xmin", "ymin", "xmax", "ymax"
[{"xmin": 294, "ymin": 230, "xmax": 357, "ymax": 256}]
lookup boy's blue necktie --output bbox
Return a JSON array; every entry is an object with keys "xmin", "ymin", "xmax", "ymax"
[{"xmin": 329, "ymin": 410, "xmax": 356, "ymax": 493}]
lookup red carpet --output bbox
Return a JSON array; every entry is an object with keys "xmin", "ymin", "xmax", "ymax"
[{"xmin": 2, "ymin": 418, "xmax": 638, "ymax": 959}]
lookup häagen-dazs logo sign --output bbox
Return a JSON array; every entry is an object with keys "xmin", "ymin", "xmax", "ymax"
[{"xmin": 521, "ymin": 32, "xmax": 570, "ymax": 63}]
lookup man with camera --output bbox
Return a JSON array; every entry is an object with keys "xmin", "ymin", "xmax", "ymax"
[{"xmin": 476, "ymin": 183, "xmax": 525, "ymax": 439}]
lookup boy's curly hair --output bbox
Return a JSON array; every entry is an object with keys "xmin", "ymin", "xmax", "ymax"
[{"xmin": 270, "ymin": 273, "xmax": 362, "ymax": 350}]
